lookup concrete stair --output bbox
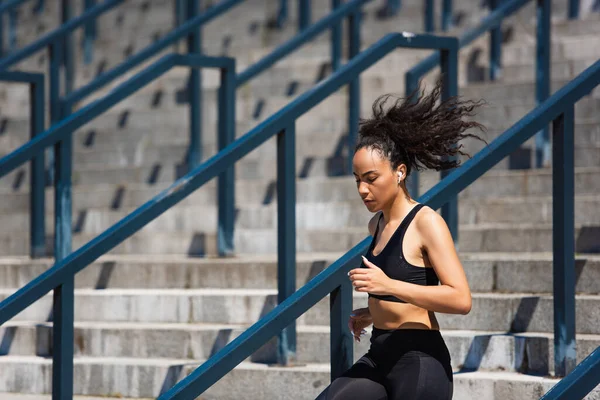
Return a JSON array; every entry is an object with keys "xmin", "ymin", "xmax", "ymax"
[{"xmin": 1, "ymin": 0, "xmax": 600, "ymax": 399}]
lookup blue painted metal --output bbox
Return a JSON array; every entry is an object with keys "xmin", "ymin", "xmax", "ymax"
[
  {"xmin": 157, "ymin": 55, "xmax": 600, "ymax": 400},
  {"xmin": 0, "ymin": 71, "xmax": 46, "ymax": 258},
  {"xmin": 30, "ymin": 74, "xmax": 46, "ymax": 258},
  {"xmin": 442, "ymin": 0, "xmax": 453, "ymax": 31},
  {"xmin": 217, "ymin": 58, "xmax": 236, "ymax": 257},
  {"xmin": 0, "ymin": 34, "xmax": 599, "ymax": 398},
  {"xmin": 568, "ymin": 0, "xmax": 580, "ymax": 19},
  {"xmin": 276, "ymin": 0, "xmax": 288, "ymax": 28},
  {"xmin": 186, "ymin": 0, "xmax": 203, "ymax": 170},
  {"xmin": 440, "ymin": 48, "xmax": 459, "ymax": 242},
  {"xmin": 404, "ymin": 72, "xmax": 419, "ymax": 197},
  {"xmin": 424, "ymin": 0, "xmax": 434, "ymax": 32},
  {"xmin": 64, "ymin": 0, "xmax": 242, "ymax": 105},
  {"xmin": 535, "ymin": 0, "xmax": 551, "ymax": 167},
  {"xmin": 489, "ymin": 0, "xmax": 501, "ymax": 80},
  {"xmin": 541, "ymin": 347, "xmax": 600, "ymax": 400},
  {"xmin": 0, "ymin": 3, "xmax": 3, "ymax": 57},
  {"xmin": 385, "ymin": 0, "xmax": 401, "ymax": 15},
  {"xmin": 8, "ymin": 5, "xmax": 15, "ymax": 51},
  {"xmin": 331, "ymin": 0, "xmax": 342, "ymax": 71},
  {"xmin": 0, "ymin": 54, "xmax": 235, "ymax": 320},
  {"xmin": 0, "ymin": 0, "xmax": 29, "ymax": 13},
  {"xmin": 552, "ymin": 107, "xmax": 576, "ymax": 377},
  {"xmin": 62, "ymin": 0, "xmax": 74, "ymax": 94},
  {"xmin": 237, "ymin": 0, "xmax": 369, "ymax": 86},
  {"xmin": 299, "ymin": 0, "xmax": 310, "ymax": 31},
  {"xmin": 277, "ymin": 123, "xmax": 297, "ymax": 365},
  {"xmin": 0, "ymin": 0, "xmax": 123, "ymax": 70},
  {"xmin": 83, "ymin": 0, "xmax": 97, "ymax": 64},
  {"xmin": 346, "ymin": 10, "xmax": 360, "ymax": 174},
  {"xmin": 330, "ymin": 279, "xmax": 353, "ymax": 380},
  {"xmin": 405, "ymin": 0, "xmax": 535, "ymax": 230}
]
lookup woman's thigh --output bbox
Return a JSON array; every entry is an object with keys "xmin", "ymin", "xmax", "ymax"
[
  {"xmin": 315, "ymin": 356, "xmax": 388, "ymax": 400},
  {"xmin": 384, "ymin": 352, "xmax": 453, "ymax": 400}
]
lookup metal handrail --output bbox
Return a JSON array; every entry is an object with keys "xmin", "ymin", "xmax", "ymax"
[
  {"xmin": 0, "ymin": 31, "xmax": 459, "ymax": 398},
  {"xmin": 403, "ymin": 0, "xmax": 549, "ymax": 243},
  {"xmin": 0, "ymin": 52, "xmax": 236, "ymax": 399},
  {"xmin": 541, "ymin": 347, "xmax": 600, "ymax": 400},
  {"xmin": 159, "ymin": 56, "xmax": 600, "ymax": 400},
  {"xmin": 0, "ymin": 0, "xmax": 123, "ymax": 70}
]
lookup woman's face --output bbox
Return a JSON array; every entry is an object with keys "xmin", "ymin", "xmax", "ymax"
[{"xmin": 352, "ymin": 147, "xmax": 400, "ymax": 212}]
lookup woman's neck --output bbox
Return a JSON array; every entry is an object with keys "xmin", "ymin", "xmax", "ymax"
[{"xmin": 381, "ymin": 188, "xmax": 418, "ymax": 223}]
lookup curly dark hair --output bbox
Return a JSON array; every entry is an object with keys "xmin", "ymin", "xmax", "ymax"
[{"xmin": 354, "ymin": 80, "xmax": 487, "ymax": 176}]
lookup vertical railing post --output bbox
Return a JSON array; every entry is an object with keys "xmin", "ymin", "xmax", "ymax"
[
  {"xmin": 387, "ymin": 0, "xmax": 401, "ymax": 15},
  {"xmin": 424, "ymin": 0, "xmax": 434, "ymax": 33},
  {"xmin": 442, "ymin": 0, "xmax": 452, "ymax": 31},
  {"xmin": 489, "ymin": 0, "xmax": 501, "ymax": 80},
  {"xmin": 8, "ymin": 5, "xmax": 16, "ymax": 52},
  {"xmin": 217, "ymin": 62, "xmax": 236, "ymax": 256},
  {"xmin": 331, "ymin": 0, "xmax": 342, "ymax": 72},
  {"xmin": 298, "ymin": 0, "xmax": 310, "ymax": 31},
  {"xmin": 30, "ymin": 76, "xmax": 46, "ymax": 258},
  {"xmin": 534, "ymin": 0, "xmax": 551, "ymax": 168},
  {"xmin": 0, "ymin": 5, "xmax": 4, "ymax": 57},
  {"xmin": 568, "ymin": 0, "xmax": 580, "ymax": 19},
  {"xmin": 440, "ymin": 46, "xmax": 459, "ymax": 243},
  {"xmin": 51, "ymin": 41, "xmax": 75, "ymax": 400},
  {"xmin": 330, "ymin": 280, "xmax": 353, "ymax": 380},
  {"xmin": 62, "ymin": 0, "xmax": 74, "ymax": 94},
  {"xmin": 186, "ymin": 0, "xmax": 203, "ymax": 170},
  {"xmin": 83, "ymin": 0, "xmax": 96, "ymax": 64},
  {"xmin": 276, "ymin": 123, "xmax": 297, "ymax": 365},
  {"xmin": 276, "ymin": 0, "xmax": 288, "ymax": 29},
  {"xmin": 552, "ymin": 108, "xmax": 576, "ymax": 377},
  {"xmin": 404, "ymin": 72, "xmax": 419, "ymax": 198},
  {"xmin": 346, "ymin": 10, "xmax": 361, "ymax": 175}
]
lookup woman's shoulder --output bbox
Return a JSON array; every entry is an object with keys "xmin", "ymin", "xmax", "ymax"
[{"xmin": 414, "ymin": 205, "xmax": 451, "ymax": 238}]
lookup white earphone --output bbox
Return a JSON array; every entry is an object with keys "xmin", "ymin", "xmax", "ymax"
[{"xmin": 397, "ymin": 171, "xmax": 403, "ymax": 183}]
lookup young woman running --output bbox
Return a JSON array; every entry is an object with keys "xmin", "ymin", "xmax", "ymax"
[{"xmin": 316, "ymin": 81, "xmax": 486, "ymax": 400}]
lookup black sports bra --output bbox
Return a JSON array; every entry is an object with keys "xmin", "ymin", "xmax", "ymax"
[{"xmin": 360, "ymin": 204, "xmax": 439, "ymax": 303}]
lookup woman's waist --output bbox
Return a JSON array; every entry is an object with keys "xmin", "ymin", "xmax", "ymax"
[{"xmin": 368, "ymin": 297, "xmax": 439, "ymax": 330}]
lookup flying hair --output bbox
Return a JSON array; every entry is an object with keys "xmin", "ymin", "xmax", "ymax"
[{"xmin": 354, "ymin": 79, "xmax": 487, "ymax": 176}]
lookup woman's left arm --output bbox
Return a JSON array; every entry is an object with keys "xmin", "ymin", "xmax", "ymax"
[{"xmin": 353, "ymin": 208, "xmax": 472, "ymax": 315}]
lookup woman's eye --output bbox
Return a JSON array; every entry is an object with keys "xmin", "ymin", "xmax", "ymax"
[{"xmin": 367, "ymin": 178, "xmax": 376, "ymax": 183}]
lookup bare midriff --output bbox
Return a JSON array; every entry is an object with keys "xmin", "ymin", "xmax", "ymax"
[{"xmin": 368, "ymin": 298, "xmax": 440, "ymax": 330}]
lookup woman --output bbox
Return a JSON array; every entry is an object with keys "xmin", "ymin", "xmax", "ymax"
[{"xmin": 316, "ymin": 81, "xmax": 486, "ymax": 400}]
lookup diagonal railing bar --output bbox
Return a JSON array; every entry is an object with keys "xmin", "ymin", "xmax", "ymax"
[
  {"xmin": 0, "ymin": 0, "xmax": 123, "ymax": 70},
  {"xmin": 159, "ymin": 57, "xmax": 600, "ymax": 400},
  {"xmin": 541, "ymin": 347, "xmax": 600, "ymax": 400}
]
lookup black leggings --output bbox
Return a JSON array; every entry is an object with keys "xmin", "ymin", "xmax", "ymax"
[{"xmin": 316, "ymin": 328, "xmax": 453, "ymax": 400}]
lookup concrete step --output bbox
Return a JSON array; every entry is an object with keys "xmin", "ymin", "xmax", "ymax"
[
  {"xmin": 2, "ymin": 253, "xmax": 599, "ymax": 294},
  {"xmin": 2, "ymin": 168, "xmax": 599, "ymax": 215},
  {"xmin": 1, "ymin": 221, "xmax": 599, "ymax": 255},
  {"xmin": 2, "ymin": 320, "xmax": 599, "ymax": 376},
  {"xmin": 4, "ymin": 194, "xmax": 600, "ymax": 236},
  {"xmin": 0, "ymin": 356, "xmax": 599, "ymax": 399},
  {"xmin": 0, "ymin": 394, "xmax": 152, "ymax": 400},
  {"xmin": 1, "ymin": 288, "xmax": 600, "ymax": 333}
]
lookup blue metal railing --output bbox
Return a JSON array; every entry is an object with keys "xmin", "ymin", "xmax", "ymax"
[
  {"xmin": 158, "ymin": 55, "xmax": 600, "ymax": 399},
  {"xmin": 276, "ymin": 0, "xmax": 453, "ymax": 33},
  {"xmin": 541, "ymin": 347, "xmax": 600, "ymax": 400},
  {"xmin": 60, "ymin": 0, "xmax": 369, "ymax": 259},
  {"xmin": 0, "ymin": 0, "xmax": 123, "ymax": 260},
  {"xmin": 404, "ymin": 0, "xmax": 550, "ymax": 243},
  {"xmin": 0, "ymin": 71, "xmax": 45, "ymax": 256},
  {"xmin": 0, "ymin": 52, "xmax": 236, "ymax": 399},
  {"xmin": 0, "ymin": 31, "xmax": 458, "ymax": 397}
]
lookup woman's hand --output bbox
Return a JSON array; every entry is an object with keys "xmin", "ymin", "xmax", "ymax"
[
  {"xmin": 348, "ymin": 256, "xmax": 393, "ymax": 296},
  {"xmin": 348, "ymin": 307, "xmax": 372, "ymax": 342}
]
